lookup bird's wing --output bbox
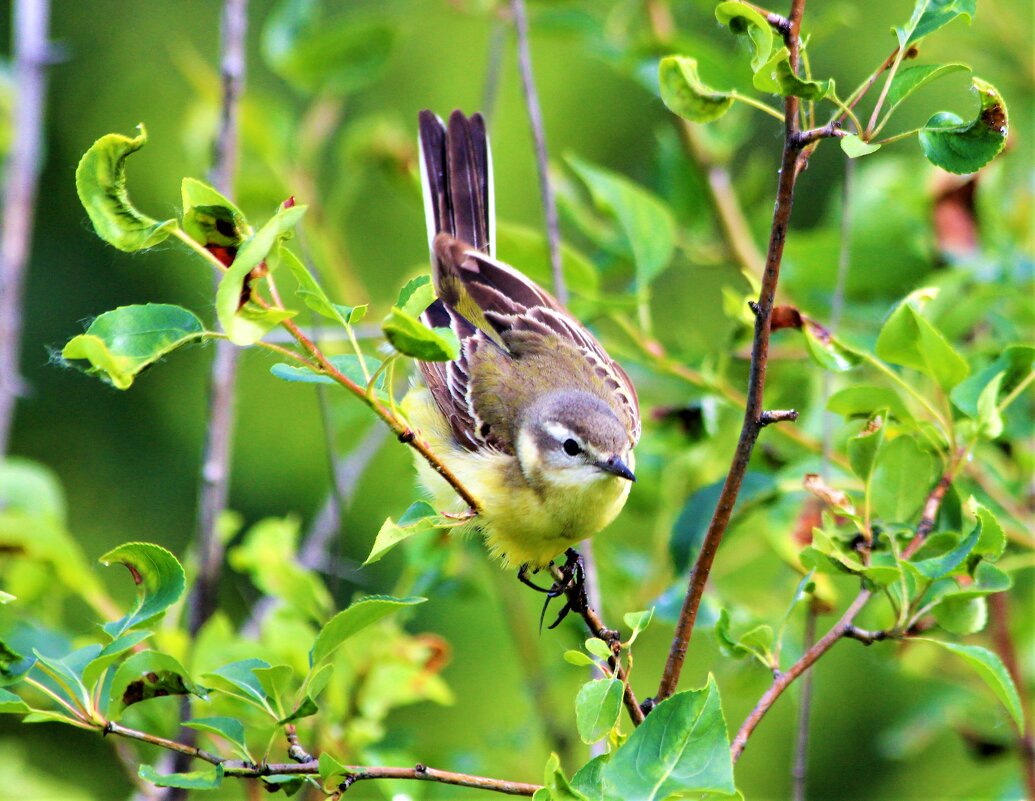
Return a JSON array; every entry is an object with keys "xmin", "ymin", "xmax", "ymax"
[
  {"xmin": 465, "ymin": 250, "xmax": 641, "ymax": 445},
  {"xmin": 418, "ymin": 298, "xmax": 509, "ymax": 452}
]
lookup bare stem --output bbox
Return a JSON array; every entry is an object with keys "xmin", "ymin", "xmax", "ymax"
[
  {"xmin": 732, "ymin": 588, "xmax": 872, "ymax": 761},
  {"xmin": 187, "ymin": 0, "xmax": 248, "ymax": 639},
  {"xmin": 511, "ymin": 0, "xmax": 565, "ymax": 304},
  {"xmin": 0, "ymin": 0, "xmax": 52, "ymax": 454},
  {"xmin": 790, "ymin": 605, "xmax": 817, "ymax": 801},
  {"xmin": 656, "ymin": 0, "xmax": 819, "ymax": 704}
]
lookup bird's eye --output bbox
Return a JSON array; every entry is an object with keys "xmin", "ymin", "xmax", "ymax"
[{"xmin": 563, "ymin": 439, "xmax": 581, "ymax": 456}]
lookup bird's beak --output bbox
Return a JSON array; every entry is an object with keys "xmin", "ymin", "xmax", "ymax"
[{"xmin": 597, "ymin": 455, "xmax": 636, "ymax": 482}]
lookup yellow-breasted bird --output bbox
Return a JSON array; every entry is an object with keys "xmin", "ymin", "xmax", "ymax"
[{"xmin": 404, "ymin": 109, "xmax": 640, "ymax": 592}]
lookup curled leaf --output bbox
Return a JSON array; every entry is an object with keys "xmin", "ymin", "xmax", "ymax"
[
  {"xmin": 75, "ymin": 125, "xmax": 176, "ymax": 252},
  {"xmin": 658, "ymin": 56, "xmax": 733, "ymax": 124},
  {"xmin": 919, "ymin": 78, "xmax": 1008, "ymax": 175}
]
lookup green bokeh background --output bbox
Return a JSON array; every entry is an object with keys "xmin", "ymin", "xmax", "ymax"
[{"xmin": 1, "ymin": 1, "xmax": 1032, "ymax": 799}]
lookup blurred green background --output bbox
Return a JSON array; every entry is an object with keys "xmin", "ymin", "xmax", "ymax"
[{"xmin": 1, "ymin": 0, "xmax": 1032, "ymax": 799}]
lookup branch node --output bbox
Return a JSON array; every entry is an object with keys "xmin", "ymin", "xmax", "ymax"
[
  {"xmin": 639, "ymin": 697, "xmax": 656, "ymax": 716},
  {"xmin": 748, "ymin": 300, "xmax": 761, "ymax": 317},
  {"xmin": 398, "ymin": 429, "xmax": 415, "ymax": 444},
  {"xmin": 103, "ymin": 721, "xmax": 113, "ymax": 737},
  {"xmin": 759, "ymin": 409, "xmax": 799, "ymax": 427},
  {"xmin": 414, "ymin": 763, "xmax": 428, "ymax": 775}
]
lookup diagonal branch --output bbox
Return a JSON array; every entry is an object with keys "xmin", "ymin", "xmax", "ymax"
[{"xmin": 655, "ymin": 0, "xmax": 823, "ymax": 704}]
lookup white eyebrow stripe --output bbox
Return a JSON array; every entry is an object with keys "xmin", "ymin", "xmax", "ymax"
[{"xmin": 544, "ymin": 422, "xmax": 580, "ymax": 445}]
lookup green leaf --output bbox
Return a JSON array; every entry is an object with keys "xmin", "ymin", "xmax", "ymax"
[
  {"xmin": 382, "ymin": 306, "xmax": 460, "ymax": 361},
  {"xmin": 971, "ymin": 502, "xmax": 1006, "ymax": 560},
  {"xmin": 876, "ymin": 290, "xmax": 969, "ymax": 390},
  {"xmin": 364, "ymin": 501, "xmax": 459, "ymax": 565},
  {"xmin": 575, "ymin": 679, "xmax": 623, "ymax": 744},
  {"xmin": 658, "ymin": 56, "xmax": 734, "ymax": 124},
  {"xmin": 564, "ymin": 650, "xmax": 596, "ymax": 667},
  {"xmin": 270, "ymin": 354, "xmax": 386, "ymax": 398},
  {"xmin": 82, "ymin": 630, "xmax": 152, "ymax": 689},
  {"xmin": 202, "ymin": 659, "xmax": 271, "ymax": 708},
  {"xmin": 263, "ymin": 10, "xmax": 395, "ymax": 95},
  {"xmin": 262, "ymin": 775, "xmax": 306, "ymax": 796},
  {"xmin": 753, "ymin": 48, "xmax": 832, "ymax": 99},
  {"xmin": 180, "ymin": 177, "xmax": 250, "ymax": 247},
  {"xmin": 99, "ymin": 542, "xmax": 186, "ymax": 638},
  {"xmin": 280, "ymin": 247, "xmax": 350, "ymax": 327},
  {"xmin": 847, "ymin": 412, "xmax": 886, "ymax": 481},
  {"xmin": 932, "ymin": 596, "xmax": 987, "ymax": 634},
  {"xmin": 543, "ymin": 753, "xmax": 590, "ymax": 801},
  {"xmin": 951, "ymin": 345, "xmax": 1034, "ymax": 418},
  {"xmin": 318, "ymin": 751, "xmax": 350, "ymax": 786},
  {"xmin": 870, "ymin": 436, "xmax": 937, "ymax": 524},
  {"xmin": 0, "ymin": 686, "xmax": 28, "ymax": 714},
  {"xmin": 919, "ymin": 78, "xmax": 1008, "ymax": 175},
  {"xmin": 827, "ymin": 385, "xmax": 915, "ymax": 424},
  {"xmin": 109, "ymin": 650, "xmax": 205, "ymax": 717},
  {"xmin": 183, "ymin": 716, "xmax": 250, "ymax": 760},
  {"xmin": 602, "ymin": 676, "xmax": 734, "ymax": 799},
  {"xmin": 215, "ymin": 204, "xmax": 307, "ymax": 345},
  {"xmin": 912, "ymin": 523, "xmax": 979, "ymax": 579},
  {"xmin": 253, "ymin": 664, "xmax": 293, "ymax": 714},
  {"xmin": 278, "ymin": 693, "xmax": 319, "ymax": 725},
  {"xmin": 974, "ymin": 371, "xmax": 1005, "ymax": 438},
  {"xmin": 61, "ymin": 304, "xmax": 206, "ymax": 390},
  {"xmin": 396, "ymin": 275, "xmax": 436, "ymax": 318},
  {"xmin": 570, "ymin": 755, "xmax": 609, "ymax": 801},
  {"xmin": 898, "ymin": 0, "xmax": 977, "ymax": 46},
  {"xmin": 75, "ymin": 125, "xmax": 176, "ymax": 252},
  {"xmin": 311, "ymin": 595, "xmax": 426, "ymax": 665},
  {"xmin": 917, "ymin": 639, "xmax": 1023, "ymax": 731},
  {"xmin": 802, "ymin": 321, "xmax": 862, "ymax": 372},
  {"xmin": 715, "ymin": 2, "xmax": 773, "ymax": 72},
  {"xmin": 567, "ymin": 154, "xmax": 676, "ymax": 291},
  {"xmin": 840, "ymin": 134, "xmax": 881, "ymax": 159},
  {"xmin": 228, "ymin": 517, "xmax": 333, "ymax": 622},
  {"xmin": 139, "ymin": 763, "xmax": 223, "ymax": 790},
  {"xmin": 585, "ymin": 638, "xmax": 612, "ymax": 661},
  {"xmin": 623, "ymin": 608, "xmax": 654, "ymax": 645},
  {"xmin": 885, "ymin": 63, "xmax": 970, "ymax": 116}
]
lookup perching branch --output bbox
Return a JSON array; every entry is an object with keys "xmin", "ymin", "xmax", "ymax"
[
  {"xmin": 104, "ymin": 721, "xmax": 540, "ymax": 796},
  {"xmin": 656, "ymin": 0, "xmax": 842, "ymax": 704},
  {"xmin": 988, "ymin": 592, "xmax": 1035, "ymax": 800},
  {"xmin": 0, "ymin": 0, "xmax": 53, "ymax": 454},
  {"xmin": 511, "ymin": 0, "xmax": 566, "ymax": 305}
]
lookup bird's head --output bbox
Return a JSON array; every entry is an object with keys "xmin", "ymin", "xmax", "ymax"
[{"xmin": 515, "ymin": 391, "xmax": 636, "ymax": 488}]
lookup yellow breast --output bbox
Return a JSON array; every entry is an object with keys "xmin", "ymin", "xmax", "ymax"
[{"xmin": 402, "ymin": 388, "xmax": 632, "ymax": 569}]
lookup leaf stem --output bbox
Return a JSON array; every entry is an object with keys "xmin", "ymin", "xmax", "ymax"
[
  {"xmin": 997, "ymin": 369, "xmax": 1034, "ymax": 413},
  {"xmin": 730, "ymin": 92, "xmax": 786, "ymax": 121}
]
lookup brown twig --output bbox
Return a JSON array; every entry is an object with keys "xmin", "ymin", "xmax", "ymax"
[
  {"xmin": 511, "ymin": 0, "xmax": 566, "ymax": 305},
  {"xmin": 988, "ymin": 592, "xmax": 1035, "ymax": 799},
  {"xmin": 0, "ymin": 0, "xmax": 53, "ymax": 454},
  {"xmin": 901, "ymin": 475, "xmax": 951, "ymax": 559},
  {"xmin": 731, "ymin": 468, "xmax": 957, "ymax": 758},
  {"xmin": 731, "ymin": 588, "xmax": 872, "ymax": 761},
  {"xmin": 104, "ymin": 721, "xmax": 539, "ymax": 796},
  {"xmin": 656, "ymin": 0, "xmax": 831, "ymax": 705}
]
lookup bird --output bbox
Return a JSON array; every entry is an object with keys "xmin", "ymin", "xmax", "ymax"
[{"xmin": 403, "ymin": 109, "xmax": 640, "ymax": 601}]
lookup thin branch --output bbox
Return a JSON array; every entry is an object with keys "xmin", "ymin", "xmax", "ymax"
[
  {"xmin": 988, "ymin": 592, "xmax": 1035, "ymax": 800},
  {"xmin": 731, "ymin": 588, "xmax": 872, "ymax": 761},
  {"xmin": 187, "ymin": 0, "xmax": 248, "ymax": 638},
  {"xmin": 901, "ymin": 475, "xmax": 951, "ymax": 559},
  {"xmin": 480, "ymin": 15, "xmax": 507, "ymax": 125},
  {"xmin": 790, "ymin": 605, "xmax": 817, "ymax": 801},
  {"xmin": 105, "ymin": 721, "xmax": 540, "ymax": 796},
  {"xmin": 0, "ymin": 0, "xmax": 53, "ymax": 454},
  {"xmin": 655, "ymin": 0, "xmax": 809, "ymax": 705},
  {"xmin": 511, "ymin": 0, "xmax": 565, "ymax": 304}
]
